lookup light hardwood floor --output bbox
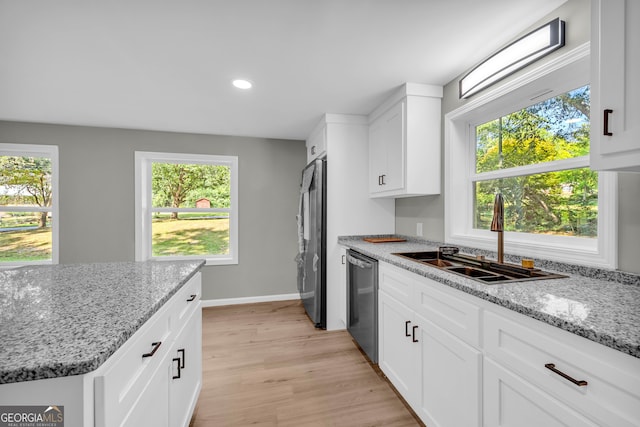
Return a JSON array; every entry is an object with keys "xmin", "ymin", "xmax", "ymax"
[{"xmin": 190, "ymin": 300, "xmax": 422, "ymax": 426}]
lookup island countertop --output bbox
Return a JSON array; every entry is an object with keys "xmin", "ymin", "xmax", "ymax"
[
  {"xmin": 0, "ymin": 260, "xmax": 204, "ymax": 384},
  {"xmin": 339, "ymin": 235, "xmax": 640, "ymax": 359}
]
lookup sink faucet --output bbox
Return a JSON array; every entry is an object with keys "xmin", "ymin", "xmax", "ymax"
[{"xmin": 490, "ymin": 193, "xmax": 504, "ymax": 264}]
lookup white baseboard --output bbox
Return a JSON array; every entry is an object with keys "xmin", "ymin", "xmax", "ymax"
[{"xmin": 201, "ymin": 293, "xmax": 300, "ymax": 308}]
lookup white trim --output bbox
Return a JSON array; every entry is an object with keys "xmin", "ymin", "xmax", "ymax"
[
  {"xmin": 134, "ymin": 151, "xmax": 239, "ymax": 265},
  {"xmin": 201, "ymin": 293, "xmax": 300, "ymax": 307},
  {"xmin": 444, "ymin": 42, "xmax": 618, "ymax": 269},
  {"xmin": 0, "ymin": 143, "xmax": 59, "ymax": 266},
  {"xmin": 471, "ymin": 156, "xmax": 589, "ymax": 182}
]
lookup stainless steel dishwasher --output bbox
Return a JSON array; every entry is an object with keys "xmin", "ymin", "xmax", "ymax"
[{"xmin": 346, "ymin": 249, "xmax": 378, "ymax": 364}]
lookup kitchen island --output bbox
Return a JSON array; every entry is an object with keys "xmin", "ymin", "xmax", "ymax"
[
  {"xmin": 0, "ymin": 260, "xmax": 204, "ymax": 426},
  {"xmin": 340, "ymin": 235, "xmax": 640, "ymax": 427}
]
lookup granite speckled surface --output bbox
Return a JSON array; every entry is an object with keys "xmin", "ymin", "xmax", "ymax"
[
  {"xmin": 0, "ymin": 260, "xmax": 204, "ymax": 384},
  {"xmin": 339, "ymin": 235, "xmax": 640, "ymax": 359}
]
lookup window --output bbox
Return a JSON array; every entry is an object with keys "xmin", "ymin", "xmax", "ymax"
[
  {"xmin": 474, "ymin": 85, "xmax": 597, "ymax": 237},
  {"xmin": 135, "ymin": 151, "xmax": 238, "ymax": 265},
  {"xmin": 0, "ymin": 144, "xmax": 59, "ymax": 267},
  {"xmin": 445, "ymin": 45, "xmax": 617, "ymax": 268}
]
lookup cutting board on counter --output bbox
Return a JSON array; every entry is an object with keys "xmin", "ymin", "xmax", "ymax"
[{"xmin": 363, "ymin": 237, "xmax": 407, "ymax": 243}]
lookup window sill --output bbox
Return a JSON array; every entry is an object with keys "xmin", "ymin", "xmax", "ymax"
[{"xmin": 148, "ymin": 255, "xmax": 238, "ymax": 266}]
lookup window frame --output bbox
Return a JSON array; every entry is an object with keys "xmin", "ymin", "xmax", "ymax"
[
  {"xmin": 0, "ymin": 143, "xmax": 59, "ymax": 267},
  {"xmin": 135, "ymin": 151, "xmax": 239, "ymax": 266},
  {"xmin": 444, "ymin": 43, "xmax": 618, "ymax": 269}
]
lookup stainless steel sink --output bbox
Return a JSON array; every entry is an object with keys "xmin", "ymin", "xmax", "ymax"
[{"xmin": 393, "ymin": 250, "xmax": 567, "ymax": 284}]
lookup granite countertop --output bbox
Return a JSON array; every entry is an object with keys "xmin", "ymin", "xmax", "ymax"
[
  {"xmin": 339, "ymin": 235, "xmax": 640, "ymax": 359},
  {"xmin": 0, "ymin": 260, "xmax": 204, "ymax": 384}
]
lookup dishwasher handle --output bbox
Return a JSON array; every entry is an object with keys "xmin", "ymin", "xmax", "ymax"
[{"xmin": 347, "ymin": 254, "xmax": 374, "ymax": 269}]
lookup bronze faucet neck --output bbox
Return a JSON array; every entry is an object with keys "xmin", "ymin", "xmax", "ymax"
[{"xmin": 490, "ymin": 193, "xmax": 504, "ymax": 264}]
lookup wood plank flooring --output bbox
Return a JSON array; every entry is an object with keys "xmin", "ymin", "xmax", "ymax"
[{"xmin": 190, "ymin": 300, "xmax": 422, "ymax": 427}]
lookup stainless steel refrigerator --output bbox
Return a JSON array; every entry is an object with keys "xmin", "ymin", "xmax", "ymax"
[{"xmin": 296, "ymin": 157, "xmax": 326, "ymax": 328}]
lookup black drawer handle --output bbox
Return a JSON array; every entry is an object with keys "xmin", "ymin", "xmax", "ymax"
[
  {"xmin": 603, "ymin": 109, "xmax": 613, "ymax": 136},
  {"xmin": 186, "ymin": 294, "xmax": 197, "ymax": 302},
  {"xmin": 142, "ymin": 341, "xmax": 161, "ymax": 358},
  {"xmin": 172, "ymin": 357, "xmax": 182, "ymax": 379},
  {"xmin": 412, "ymin": 325, "xmax": 419, "ymax": 343},
  {"xmin": 177, "ymin": 348, "xmax": 185, "ymax": 369},
  {"xmin": 545, "ymin": 363, "xmax": 588, "ymax": 387},
  {"xmin": 405, "ymin": 320, "xmax": 411, "ymax": 337}
]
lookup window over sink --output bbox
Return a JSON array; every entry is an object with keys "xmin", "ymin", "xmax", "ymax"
[
  {"xmin": 445, "ymin": 45, "xmax": 617, "ymax": 269},
  {"xmin": 135, "ymin": 151, "xmax": 238, "ymax": 265},
  {"xmin": 474, "ymin": 84, "xmax": 597, "ymax": 238}
]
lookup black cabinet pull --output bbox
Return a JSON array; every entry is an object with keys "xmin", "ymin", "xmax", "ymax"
[
  {"xmin": 172, "ymin": 358, "xmax": 182, "ymax": 379},
  {"xmin": 603, "ymin": 109, "xmax": 613, "ymax": 136},
  {"xmin": 412, "ymin": 325, "xmax": 419, "ymax": 343},
  {"xmin": 142, "ymin": 341, "xmax": 161, "ymax": 358},
  {"xmin": 186, "ymin": 294, "xmax": 197, "ymax": 302},
  {"xmin": 177, "ymin": 348, "xmax": 185, "ymax": 369},
  {"xmin": 381, "ymin": 174, "xmax": 386, "ymax": 185},
  {"xmin": 405, "ymin": 320, "xmax": 411, "ymax": 337},
  {"xmin": 544, "ymin": 363, "xmax": 588, "ymax": 387}
]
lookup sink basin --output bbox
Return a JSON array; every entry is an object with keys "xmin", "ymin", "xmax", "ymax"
[{"xmin": 393, "ymin": 250, "xmax": 567, "ymax": 284}]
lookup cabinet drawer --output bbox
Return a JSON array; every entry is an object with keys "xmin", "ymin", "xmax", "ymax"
[
  {"xmin": 379, "ymin": 263, "xmax": 416, "ymax": 307},
  {"xmin": 95, "ymin": 306, "xmax": 172, "ymax": 427},
  {"xmin": 484, "ymin": 310, "xmax": 640, "ymax": 426},
  {"xmin": 484, "ymin": 357, "xmax": 599, "ymax": 427},
  {"xmin": 413, "ymin": 277, "xmax": 481, "ymax": 348},
  {"xmin": 171, "ymin": 273, "xmax": 201, "ymax": 329}
]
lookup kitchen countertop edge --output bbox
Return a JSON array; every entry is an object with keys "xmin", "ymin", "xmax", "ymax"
[{"xmin": 339, "ymin": 235, "xmax": 640, "ymax": 359}]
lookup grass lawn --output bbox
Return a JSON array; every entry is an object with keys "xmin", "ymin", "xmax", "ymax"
[
  {"xmin": 0, "ymin": 227, "xmax": 52, "ymax": 262},
  {"xmin": 152, "ymin": 217, "xmax": 229, "ymax": 256},
  {"xmin": 0, "ymin": 217, "xmax": 229, "ymax": 262}
]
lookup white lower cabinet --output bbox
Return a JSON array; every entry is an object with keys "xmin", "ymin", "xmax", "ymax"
[
  {"xmin": 378, "ymin": 263, "xmax": 481, "ymax": 427},
  {"xmin": 484, "ymin": 309, "xmax": 640, "ymax": 427},
  {"xmin": 95, "ymin": 273, "xmax": 202, "ymax": 427},
  {"xmin": 378, "ymin": 290, "xmax": 419, "ymax": 400},
  {"xmin": 169, "ymin": 307, "xmax": 203, "ymax": 427},
  {"xmin": 377, "ymin": 262, "xmax": 640, "ymax": 427},
  {"xmin": 416, "ymin": 314, "xmax": 482, "ymax": 427},
  {"xmin": 484, "ymin": 358, "xmax": 599, "ymax": 427},
  {"xmin": 120, "ymin": 360, "xmax": 171, "ymax": 427}
]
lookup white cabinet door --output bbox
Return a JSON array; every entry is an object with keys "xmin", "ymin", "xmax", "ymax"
[
  {"xmin": 369, "ymin": 101, "xmax": 404, "ymax": 194},
  {"xmin": 381, "ymin": 101, "xmax": 405, "ymax": 193},
  {"xmin": 306, "ymin": 123, "xmax": 326, "ymax": 162},
  {"xmin": 378, "ymin": 290, "xmax": 419, "ymax": 404},
  {"xmin": 169, "ymin": 308, "xmax": 203, "ymax": 427},
  {"xmin": 339, "ymin": 247, "xmax": 347, "ymax": 326},
  {"xmin": 484, "ymin": 358, "xmax": 599, "ymax": 427},
  {"xmin": 415, "ymin": 314, "xmax": 482, "ymax": 427},
  {"xmin": 121, "ymin": 361, "xmax": 170, "ymax": 427},
  {"xmin": 590, "ymin": 0, "xmax": 640, "ymax": 171},
  {"xmin": 368, "ymin": 84, "xmax": 442, "ymax": 197}
]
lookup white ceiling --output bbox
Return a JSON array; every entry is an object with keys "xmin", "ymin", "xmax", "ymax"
[{"xmin": 0, "ymin": 0, "xmax": 568, "ymax": 141}]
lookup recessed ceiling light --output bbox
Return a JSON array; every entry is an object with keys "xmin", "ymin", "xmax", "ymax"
[{"xmin": 232, "ymin": 79, "xmax": 252, "ymax": 89}]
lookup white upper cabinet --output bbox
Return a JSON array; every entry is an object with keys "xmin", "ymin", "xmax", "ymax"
[
  {"xmin": 368, "ymin": 83, "xmax": 443, "ymax": 197},
  {"xmin": 306, "ymin": 122, "xmax": 327, "ymax": 162},
  {"xmin": 590, "ymin": 0, "xmax": 640, "ymax": 171}
]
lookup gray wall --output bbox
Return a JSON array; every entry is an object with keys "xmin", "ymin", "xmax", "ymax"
[
  {"xmin": 395, "ymin": 0, "xmax": 640, "ymax": 274},
  {"xmin": 0, "ymin": 120, "xmax": 307, "ymax": 299}
]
